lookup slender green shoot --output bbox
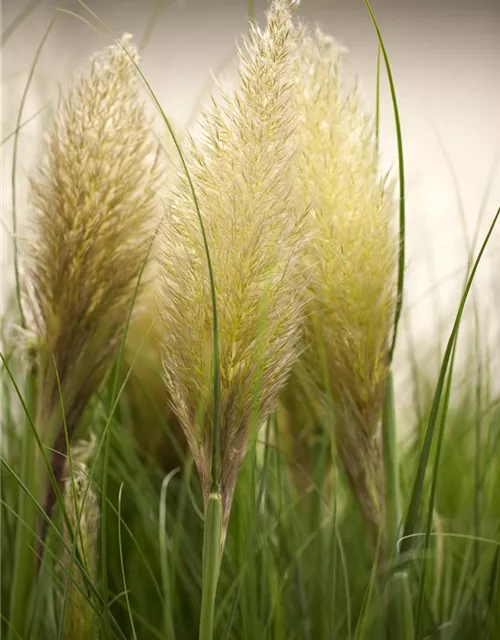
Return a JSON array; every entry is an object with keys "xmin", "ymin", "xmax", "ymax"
[
  {"xmin": 159, "ymin": 470, "xmax": 180, "ymax": 640},
  {"xmin": 363, "ymin": 0, "xmax": 406, "ymax": 363},
  {"xmin": 375, "ymin": 44, "xmax": 381, "ymax": 156},
  {"xmin": 7, "ymin": 370, "xmax": 37, "ymax": 640},
  {"xmin": 118, "ymin": 484, "xmax": 138, "ymax": 640},
  {"xmin": 199, "ymin": 493, "xmax": 223, "ymax": 640},
  {"xmin": 382, "ymin": 372, "xmax": 401, "ymax": 556}
]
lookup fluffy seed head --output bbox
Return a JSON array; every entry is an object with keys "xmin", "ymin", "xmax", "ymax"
[
  {"xmin": 24, "ymin": 34, "xmax": 160, "ymax": 438},
  {"xmin": 289, "ymin": 25, "xmax": 397, "ymax": 542},
  {"xmin": 158, "ymin": 0, "xmax": 306, "ymax": 530}
]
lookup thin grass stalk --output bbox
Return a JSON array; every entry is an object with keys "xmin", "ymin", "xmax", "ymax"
[
  {"xmin": 486, "ymin": 549, "xmax": 500, "ymax": 632},
  {"xmin": 199, "ymin": 493, "xmax": 223, "ymax": 640},
  {"xmin": 310, "ymin": 431, "xmax": 328, "ymax": 636},
  {"xmin": 370, "ymin": 1, "xmax": 402, "ymax": 562},
  {"xmin": 239, "ymin": 448, "xmax": 259, "ymax": 639},
  {"xmin": 472, "ymin": 304, "xmax": 483, "ymax": 625},
  {"xmin": 363, "ymin": 0, "xmax": 406, "ymax": 364},
  {"xmin": 381, "ymin": 372, "xmax": 413, "ymax": 635},
  {"xmin": 375, "ymin": 44, "xmax": 381, "ymax": 157},
  {"xmin": 381, "ymin": 372, "xmax": 401, "ymax": 555},
  {"xmin": 7, "ymin": 368, "xmax": 37, "ymax": 640},
  {"xmin": 159, "ymin": 470, "xmax": 179, "ymax": 640},
  {"xmin": 258, "ymin": 417, "xmax": 273, "ymax": 630},
  {"xmin": 387, "ymin": 572, "xmax": 415, "ymax": 639},
  {"xmin": 117, "ymin": 484, "xmax": 138, "ymax": 640}
]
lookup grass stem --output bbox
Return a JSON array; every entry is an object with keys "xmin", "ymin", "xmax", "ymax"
[
  {"xmin": 7, "ymin": 368, "xmax": 37, "ymax": 640},
  {"xmin": 199, "ymin": 492, "xmax": 223, "ymax": 640},
  {"xmin": 382, "ymin": 371, "xmax": 400, "ymax": 556}
]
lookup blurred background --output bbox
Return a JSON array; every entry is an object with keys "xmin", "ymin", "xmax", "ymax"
[{"xmin": 1, "ymin": 0, "xmax": 500, "ymax": 416}]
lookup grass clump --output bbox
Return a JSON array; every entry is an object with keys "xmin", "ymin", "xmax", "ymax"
[{"xmin": 1, "ymin": 1, "xmax": 499, "ymax": 639}]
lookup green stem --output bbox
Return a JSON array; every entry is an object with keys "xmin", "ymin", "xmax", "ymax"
[
  {"xmin": 199, "ymin": 493, "xmax": 223, "ymax": 640},
  {"xmin": 386, "ymin": 571, "xmax": 415, "ymax": 640},
  {"xmin": 382, "ymin": 371, "xmax": 400, "ymax": 555},
  {"xmin": 8, "ymin": 368, "xmax": 37, "ymax": 640},
  {"xmin": 375, "ymin": 44, "xmax": 381, "ymax": 156},
  {"xmin": 382, "ymin": 373, "xmax": 414, "ymax": 638}
]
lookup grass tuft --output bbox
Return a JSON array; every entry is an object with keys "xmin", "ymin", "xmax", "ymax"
[{"xmin": 1, "ymin": 1, "xmax": 498, "ymax": 639}]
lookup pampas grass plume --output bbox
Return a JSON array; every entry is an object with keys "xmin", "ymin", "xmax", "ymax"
[
  {"xmin": 25, "ymin": 34, "xmax": 160, "ymax": 464},
  {"xmin": 158, "ymin": 0, "xmax": 306, "ymax": 535},
  {"xmin": 288, "ymin": 24, "xmax": 397, "ymax": 545}
]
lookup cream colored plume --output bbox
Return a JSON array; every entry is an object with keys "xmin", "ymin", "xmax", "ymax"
[
  {"xmin": 289, "ymin": 25, "xmax": 397, "ymax": 545},
  {"xmin": 157, "ymin": 0, "xmax": 306, "ymax": 533},
  {"xmin": 25, "ymin": 34, "xmax": 160, "ymax": 447}
]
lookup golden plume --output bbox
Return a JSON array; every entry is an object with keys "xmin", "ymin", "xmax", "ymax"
[
  {"xmin": 157, "ymin": 0, "xmax": 306, "ymax": 535},
  {"xmin": 24, "ymin": 34, "xmax": 160, "ymax": 519},
  {"xmin": 287, "ymin": 24, "xmax": 397, "ymax": 545}
]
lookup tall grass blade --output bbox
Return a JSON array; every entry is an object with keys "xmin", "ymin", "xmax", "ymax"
[
  {"xmin": 159, "ymin": 470, "xmax": 179, "ymax": 640},
  {"xmin": 117, "ymin": 484, "xmax": 138, "ymax": 640},
  {"xmin": 382, "ymin": 372, "xmax": 401, "ymax": 556},
  {"xmin": 363, "ymin": 0, "xmax": 405, "ymax": 363},
  {"xmin": 7, "ymin": 369, "xmax": 37, "ymax": 640}
]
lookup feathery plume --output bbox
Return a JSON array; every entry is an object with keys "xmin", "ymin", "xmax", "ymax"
[
  {"xmin": 60, "ymin": 438, "xmax": 99, "ymax": 640},
  {"xmin": 288, "ymin": 25, "xmax": 397, "ymax": 545},
  {"xmin": 24, "ymin": 34, "xmax": 160, "ymax": 518},
  {"xmin": 158, "ymin": 0, "xmax": 305, "ymax": 534}
]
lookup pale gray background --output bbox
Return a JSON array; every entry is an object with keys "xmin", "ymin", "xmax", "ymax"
[{"xmin": 1, "ymin": 0, "xmax": 500, "ymax": 415}]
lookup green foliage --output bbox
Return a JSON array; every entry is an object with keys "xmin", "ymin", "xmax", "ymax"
[{"xmin": 3, "ymin": 352, "xmax": 499, "ymax": 639}]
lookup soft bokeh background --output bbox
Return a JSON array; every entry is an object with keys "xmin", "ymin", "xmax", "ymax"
[{"xmin": 1, "ymin": 0, "xmax": 500, "ymax": 417}]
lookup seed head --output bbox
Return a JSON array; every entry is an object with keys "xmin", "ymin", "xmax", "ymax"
[
  {"xmin": 158, "ymin": 0, "xmax": 306, "ymax": 533},
  {"xmin": 25, "ymin": 34, "xmax": 160, "ymax": 440},
  {"xmin": 289, "ymin": 25, "xmax": 397, "ymax": 543}
]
